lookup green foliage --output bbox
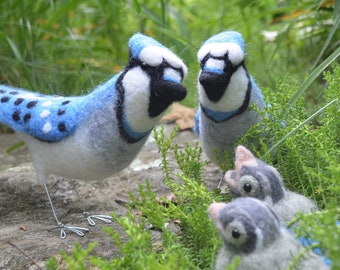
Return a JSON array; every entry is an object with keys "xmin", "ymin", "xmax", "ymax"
[
  {"xmin": 134, "ymin": 125, "xmax": 224, "ymax": 268},
  {"xmin": 1, "ymin": 1, "xmax": 339, "ymax": 269},
  {"xmin": 0, "ymin": 0, "xmax": 339, "ymax": 107},
  {"xmin": 49, "ymin": 64, "xmax": 339, "ymax": 267},
  {"xmin": 46, "ymin": 242, "xmax": 98, "ymax": 270},
  {"xmin": 52, "ymin": 125, "xmax": 225, "ymax": 269},
  {"xmin": 241, "ymin": 64, "xmax": 339, "ymax": 207}
]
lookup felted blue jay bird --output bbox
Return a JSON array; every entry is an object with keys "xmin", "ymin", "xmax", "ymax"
[
  {"xmin": 209, "ymin": 198, "xmax": 329, "ymax": 270},
  {"xmin": 194, "ymin": 31, "xmax": 265, "ymax": 165},
  {"xmin": 0, "ymin": 33, "xmax": 187, "ymax": 238}
]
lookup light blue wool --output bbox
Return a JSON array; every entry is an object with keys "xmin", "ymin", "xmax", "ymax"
[
  {"xmin": 129, "ymin": 33, "xmax": 167, "ymax": 57},
  {"xmin": 202, "ymin": 31, "xmax": 245, "ymax": 52},
  {"xmin": 0, "ymin": 76, "xmax": 118, "ymax": 142}
]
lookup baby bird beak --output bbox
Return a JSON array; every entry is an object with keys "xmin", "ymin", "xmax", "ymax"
[{"xmin": 224, "ymin": 170, "xmax": 241, "ymax": 197}]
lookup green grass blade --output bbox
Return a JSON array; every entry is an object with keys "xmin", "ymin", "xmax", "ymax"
[
  {"xmin": 312, "ymin": 10, "xmax": 340, "ymax": 68},
  {"xmin": 283, "ymin": 47, "xmax": 340, "ymax": 119},
  {"xmin": 268, "ymin": 98, "xmax": 339, "ymax": 155},
  {"xmin": 6, "ymin": 36, "xmax": 24, "ymax": 63},
  {"xmin": 6, "ymin": 141, "xmax": 25, "ymax": 154},
  {"xmin": 132, "ymin": 0, "xmax": 141, "ymax": 13}
]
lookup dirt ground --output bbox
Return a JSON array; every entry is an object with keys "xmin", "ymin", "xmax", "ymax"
[{"xmin": 0, "ymin": 124, "xmax": 221, "ymax": 270}]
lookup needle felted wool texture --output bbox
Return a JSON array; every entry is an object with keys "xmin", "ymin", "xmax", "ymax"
[
  {"xmin": 194, "ymin": 31, "xmax": 265, "ymax": 165},
  {"xmin": 0, "ymin": 33, "xmax": 187, "ymax": 183},
  {"xmin": 0, "ymin": 33, "xmax": 187, "ymax": 236},
  {"xmin": 209, "ymin": 198, "xmax": 329, "ymax": 270},
  {"xmin": 224, "ymin": 145, "xmax": 318, "ymax": 224},
  {"xmin": 224, "ymin": 145, "xmax": 335, "ymax": 267}
]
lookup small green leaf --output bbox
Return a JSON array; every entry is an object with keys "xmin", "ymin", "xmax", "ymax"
[
  {"xmin": 6, "ymin": 141, "xmax": 25, "ymax": 154},
  {"xmin": 283, "ymin": 47, "xmax": 340, "ymax": 119},
  {"xmin": 132, "ymin": 0, "xmax": 141, "ymax": 14},
  {"xmin": 6, "ymin": 36, "xmax": 24, "ymax": 62}
]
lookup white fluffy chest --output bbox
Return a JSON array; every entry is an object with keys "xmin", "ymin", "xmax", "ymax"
[{"xmin": 21, "ymin": 110, "xmax": 148, "ymax": 182}]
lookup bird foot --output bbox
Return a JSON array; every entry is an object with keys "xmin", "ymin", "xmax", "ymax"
[
  {"xmin": 48, "ymin": 222, "xmax": 89, "ymax": 239},
  {"xmin": 82, "ymin": 211, "xmax": 113, "ymax": 226}
]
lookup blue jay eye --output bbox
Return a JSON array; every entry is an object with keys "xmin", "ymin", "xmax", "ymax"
[
  {"xmin": 243, "ymin": 183, "xmax": 252, "ymax": 193},
  {"xmin": 232, "ymin": 229, "xmax": 241, "ymax": 239}
]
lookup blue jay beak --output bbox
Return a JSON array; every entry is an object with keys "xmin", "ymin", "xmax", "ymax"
[
  {"xmin": 199, "ymin": 52, "xmax": 240, "ymax": 103},
  {"xmin": 148, "ymin": 67, "xmax": 187, "ymax": 117}
]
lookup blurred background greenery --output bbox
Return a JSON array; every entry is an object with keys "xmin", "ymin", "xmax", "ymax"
[{"xmin": 0, "ymin": 0, "xmax": 338, "ymax": 109}]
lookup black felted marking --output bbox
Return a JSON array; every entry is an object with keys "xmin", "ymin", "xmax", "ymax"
[
  {"xmin": 0, "ymin": 89, "xmax": 5, "ymax": 94},
  {"xmin": 14, "ymin": 98, "xmax": 24, "ymax": 105},
  {"xmin": 12, "ymin": 111, "xmax": 20, "ymax": 121},
  {"xmin": 61, "ymin": 100, "xmax": 71, "ymax": 105},
  {"xmin": 1, "ymin": 96, "xmax": 10, "ymax": 103},
  {"xmin": 27, "ymin": 101, "xmax": 38, "ymax": 108},
  {"xmin": 145, "ymin": 60, "xmax": 186, "ymax": 117},
  {"xmin": 9, "ymin": 91, "xmax": 18, "ymax": 95},
  {"xmin": 58, "ymin": 122, "xmax": 66, "ymax": 132},
  {"xmin": 148, "ymin": 79, "xmax": 187, "ymax": 117},
  {"xmin": 23, "ymin": 113, "xmax": 31, "ymax": 123},
  {"xmin": 199, "ymin": 52, "xmax": 242, "ymax": 103},
  {"xmin": 57, "ymin": 109, "xmax": 66, "ymax": 116}
]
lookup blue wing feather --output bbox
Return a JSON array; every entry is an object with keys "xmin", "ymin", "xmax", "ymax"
[
  {"xmin": 0, "ymin": 85, "xmax": 85, "ymax": 142},
  {"xmin": 0, "ymin": 75, "xmax": 118, "ymax": 142}
]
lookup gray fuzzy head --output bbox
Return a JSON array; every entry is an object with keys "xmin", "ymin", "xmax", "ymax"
[
  {"xmin": 209, "ymin": 198, "xmax": 281, "ymax": 254},
  {"xmin": 225, "ymin": 146, "xmax": 285, "ymax": 204}
]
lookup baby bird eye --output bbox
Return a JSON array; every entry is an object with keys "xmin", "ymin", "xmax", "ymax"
[
  {"xmin": 243, "ymin": 183, "xmax": 252, "ymax": 193},
  {"xmin": 232, "ymin": 229, "xmax": 241, "ymax": 239}
]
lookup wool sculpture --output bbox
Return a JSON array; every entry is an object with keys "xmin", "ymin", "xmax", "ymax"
[
  {"xmin": 209, "ymin": 198, "xmax": 329, "ymax": 270},
  {"xmin": 194, "ymin": 31, "xmax": 265, "ymax": 165},
  {"xmin": 224, "ymin": 145, "xmax": 335, "ymax": 266},
  {"xmin": 224, "ymin": 145, "xmax": 318, "ymax": 223},
  {"xmin": 0, "ymin": 33, "xmax": 187, "ymax": 238}
]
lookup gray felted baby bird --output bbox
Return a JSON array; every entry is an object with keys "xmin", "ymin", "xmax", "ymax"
[
  {"xmin": 209, "ymin": 198, "xmax": 329, "ymax": 270},
  {"xmin": 224, "ymin": 145, "xmax": 318, "ymax": 223}
]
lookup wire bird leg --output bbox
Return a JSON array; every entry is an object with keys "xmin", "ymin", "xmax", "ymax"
[
  {"xmin": 70, "ymin": 180, "xmax": 113, "ymax": 226},
  {"xmin": 82, "ymin": 211, "xmax": 113, "ymax": 226},
  {"xmin": 217, "ymin": 173, "xmax": 224, "ymax": 189},
  {"xmin": 44, "ymin": 184, "xmax": 89, "ymax": 239}
]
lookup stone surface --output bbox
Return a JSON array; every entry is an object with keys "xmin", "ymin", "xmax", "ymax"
[{"xmin": 0, "ymin": 125, "xmax": 222, "ymax": 269}]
